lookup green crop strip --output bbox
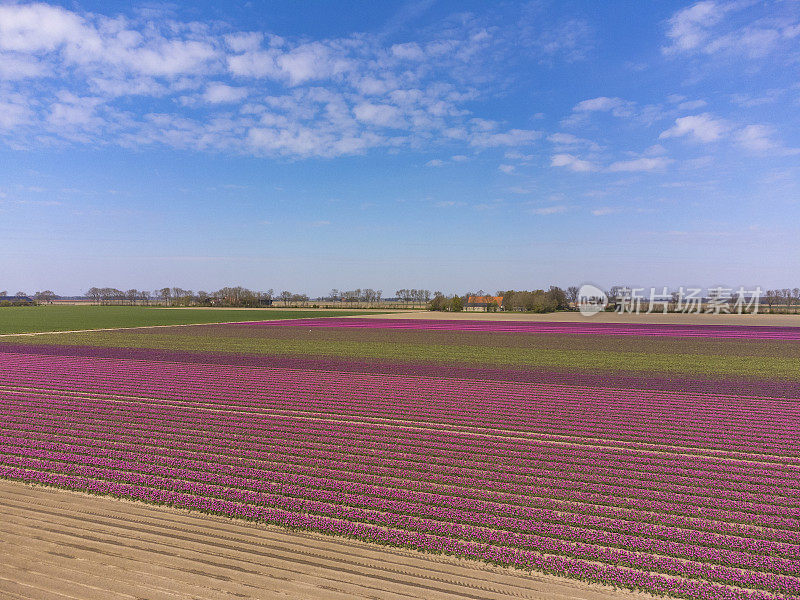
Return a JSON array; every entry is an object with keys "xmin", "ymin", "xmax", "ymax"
[
  {"xmin": 7, "ymin": 331, "xmax": 800, "ymax": 380},
  {"xmin": 0, "ymin": 306, "xmax": 390, "ymax": 334}
]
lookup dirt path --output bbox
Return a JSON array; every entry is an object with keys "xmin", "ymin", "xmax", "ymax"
[{"xmin": 0, "ymin": 479, "xmax": 653, "ymax": 600}]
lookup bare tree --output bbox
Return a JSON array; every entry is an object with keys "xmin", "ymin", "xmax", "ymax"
[
  {"xmin": 566, "ymin": 286, "xmax": 579, "ymax": 306},
  {"xmin": 33, "ymin": 290, "xmax": 56, "ymax": 304}
]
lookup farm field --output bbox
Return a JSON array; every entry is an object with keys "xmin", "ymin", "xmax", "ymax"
[
  {"xmin": 1, "ymin": 317, "xmax": 799, "ymax": 599},
  {"xmin": 364, "ymin": 310, "xmax": 800, "ymax": 326},
  {"xmin": 0, "ymin": 479, "xmax": 652, "ymax": 600},
  {"xmin": 0, "ymin": 305, "xmax": 385, "ymax": 335}
]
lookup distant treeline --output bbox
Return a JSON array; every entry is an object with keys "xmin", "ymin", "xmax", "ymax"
[
  {"xmin": 83, "ymin": 287, "xmax": 281, "ymax": 307},
  {"xmin": 429, "ymin": 287, "xmax": 571, "ymax": 313},
  {"xmin": 5, "ymin": 286, "xmax": 800, "ymax": 313}
]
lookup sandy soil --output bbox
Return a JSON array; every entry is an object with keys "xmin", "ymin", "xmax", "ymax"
[
  {"xmin": 358, "ymin": 310, "xmax": 800, "ymax": 326},
  {"xmin": 0, "ymin": 479, "xmax": 653, "ymax": 600}
]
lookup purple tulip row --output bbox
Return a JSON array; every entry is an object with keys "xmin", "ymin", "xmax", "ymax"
[
  {"xmin": 258, "ymin": 317, "xmax": 800, "ymax": 340},
  {"xmin": 3, "ymin": 400, "xmax": 798, "ymax": 527},
  {"xmin": 0, "ymin": 464, "xmax": 789, "ymax": 600},
  {"xmin": 4, "ymin": 353, "xmax": 799, "ymax": 459},
  {"xmin": 3, "ymin": 387, "xmax": 799, "ymax": 523},
  {"xmin": 4, "ymin": 431, "xmax": 797, "ymax": 558},
  {"xmin": 3, "ymin": 389, "xmax": 794, "ymax": 485},
  {"xmin": 1, "ymin": 404, "xmax": 800, "ymax": 592},
  {"xmin": 6, "ymin": 414, "xmax": 799, "ymax": 550},
  {"xmin": 4, "ymin": 451, "xmax": 800, "ymax": 597},
  {"xmin": 2, "ymin": 347, "xmax": 799, "ymax": 599},
  {"xmin": 3, "ymin": 399, "xmax": 798, "ymax": 529},
  {"xmin": 3, "ymin": 439, "xmax": 799, "ymax": 579}
]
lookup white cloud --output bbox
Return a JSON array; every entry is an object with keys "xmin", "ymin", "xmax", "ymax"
[
  {"xmin": 425, "ymin": 159, "xmax": 445, "ymax": 167},
  {"xmin": 0, "ymin": 3, "xmax": 87, "ymax": 53},
  {"xmin": 659, "ymin": 113, "xmax": 728, "ymax": 142},
  {"xmin": 643, "ymin": 144, "xmax": 668, "ymax": 156},
  {"xmin": 498, "ymin": 164, "xmax": 515, "ymax": 174},
  {"xmin": 547, "ymin": 132, "xmax": 600, "ymax": 150},
  {"xmin": 470, "ymin": 129, "xmax": 541, "ymax": 148},
  {"xmin": 530, "ymin": 205, "xmax": 567, "ymax": 215},
  {"xmin": 224, "ymin": 32, "xmax": 265, "ymax": 53},
  {"xmin": 451, "ymin": 154, "xmax": 469, "ymax": 162},
  {"xmin": 353, "ymin": 102, "xmax": 404, "ymax": 128},
  {"xmin": 677, "ymin": 99, "xmax": 707, "ymax": 110},
  {"xmin": 607, "ymin": 157, "xmax": 672, "ymax": 172},
  {"xmin": 705, "ymin": 26, "xmax": 781, "ymax": 59},
  {"xmin": 0, "ymin": 97, "xmax": 32, "ymax": 129},
  {"xmin": 507, "ymin": 186, "xmax": 532, "ymax": 194},
  {"xmin": 277, "ymin": 42, "xmax": 352, "ymax": 86},
  {"xmin": 550, "ymin": 153, "xmax": 597, "ymax": 172},
  {"xmin": 0, "ymin": 52, "xmax": 47, "ymax": 79},
  {"xmin": 572, "ymin": 96, "xmax": 634, "ymax": 116},
  {"xmin": 734, "ymin": 125, "xmax": 776, "ymax": 152},
  {"xmin": 391, "ymin": 42, "xmax": 425, "ymax": 60},
  {"xmin": 663, "ymin": 1, "xmax": 799, "ymax": 59},
  {"xmin": 227, "ymin": 49, "xmax": 281, "ymax": 78},
  {"xmin": 730, "ymin": 89, "xmax": 783, "ymax": 107},
  {"xmin": 663, "ymin": 1, "xmax": 727, "ymax": 54},
  {"xmin": 733, "ymin": 124, "xmax": 799, "ymax": 154},
  {"xmin": 203, "ymin": 83, "xmax": 248, "ymax": 104},
  {"xmin": 591, "ymin": 207, "xmax": 617, "ymax": 216}
]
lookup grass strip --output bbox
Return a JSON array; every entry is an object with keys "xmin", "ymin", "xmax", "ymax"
[{"xmin": 0, "ymin": 306, "xmax": 389, "ymax": 334}]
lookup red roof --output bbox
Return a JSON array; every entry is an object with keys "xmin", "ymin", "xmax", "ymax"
[{"xmin": 467, "ymin": 295, "xmax": 503, "ymax": 305}]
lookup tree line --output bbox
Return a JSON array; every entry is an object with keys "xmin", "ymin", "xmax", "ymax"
[
  {"xmin": 84, "ymin": 287, "xmax": 281, "ymax": 307},
  {"xmin": 429, "ymin": 287, "xmax": 571, "ymax": 313},
  {"xmin": 6, "ymin": 286, "xmax": 800, "ymax": 313}
]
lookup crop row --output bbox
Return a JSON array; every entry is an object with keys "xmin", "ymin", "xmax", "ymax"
[
  {"xmin": 3, "ymin": 353, "xmax": 798, "ymax": 459},
  {"xmin": 262, "ymin": 318, "xmax": 800, "ymax": 341}
]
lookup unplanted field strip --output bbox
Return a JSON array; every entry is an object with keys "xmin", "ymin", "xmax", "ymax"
[{"xmin": 0, "ymin": 480, "xmax": 652, "ymax": 600}]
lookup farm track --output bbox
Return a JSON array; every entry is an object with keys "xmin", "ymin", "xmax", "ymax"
[{"xmin": 0, "ymin": 479, "xmax": 651, "ymax": 600}]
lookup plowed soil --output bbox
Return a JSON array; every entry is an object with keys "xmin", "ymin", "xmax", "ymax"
[{"xmin": 0, "ymin": 479, "xmax": 651, "ymax": 600}]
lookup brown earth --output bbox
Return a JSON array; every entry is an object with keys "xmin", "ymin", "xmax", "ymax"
[{"xmin": 0, "ymin": 479, "xmax": 653, "ymax": 600}]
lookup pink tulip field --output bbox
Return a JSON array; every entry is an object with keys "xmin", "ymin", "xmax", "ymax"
[{"xmin": 1, "ymin": 318, "xmax": 799, "ymax": 599}]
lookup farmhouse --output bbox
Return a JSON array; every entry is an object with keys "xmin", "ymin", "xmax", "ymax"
[{"xmin": 465, "ymin": 295, "xmax": 503, "ymax": 311}]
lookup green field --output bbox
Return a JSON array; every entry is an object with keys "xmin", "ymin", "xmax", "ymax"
[
  {"xmin": 0, "ymin": 306, "xmax": 385, "ymax": 334},
  {"xmin": 5, "ymin": 320, "xmax": 800, "ymax": 380}
]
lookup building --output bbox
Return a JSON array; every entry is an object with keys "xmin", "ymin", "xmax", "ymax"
[{"xmin": 465, "ymin": 295, "xmax": 503, "ymax": 311}]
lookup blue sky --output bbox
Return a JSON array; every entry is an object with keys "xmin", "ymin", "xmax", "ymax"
[{"xmin": 1, "ymin": 0, "xmax": 798, "ymax": 296}]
